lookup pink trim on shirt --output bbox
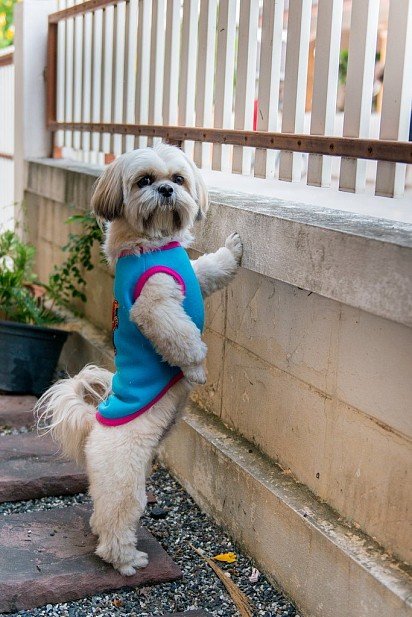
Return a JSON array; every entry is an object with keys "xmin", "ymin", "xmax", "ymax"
[
  {"xmin": 95, "ymin": 371, "xmax": 184, "ymax": 426},
  {"xmin": 133, "ymin": 265, "xmax": 186, "ymax": 301},
  {"xmin": 119, "ymin": 241, "xmax": 181, "ymax": 259}
]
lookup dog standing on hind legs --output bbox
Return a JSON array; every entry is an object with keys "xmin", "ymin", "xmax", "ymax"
[{"xmin": 36, "ymin": 143, "xmax": 242, "ymax": 576}]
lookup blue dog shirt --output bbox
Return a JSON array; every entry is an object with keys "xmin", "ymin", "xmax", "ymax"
[{"xmin": 96, "ymin": 242, "xmax": 204, "ymax": 426}]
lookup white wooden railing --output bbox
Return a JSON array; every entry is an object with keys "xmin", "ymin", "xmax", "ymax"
[
  {"xmin": 48, "ymin": 0, "xmax": 411, "ymax": 199},
  {"xmin": 0, "ymin": 47, "xmax": 14, "ymax": 231}
]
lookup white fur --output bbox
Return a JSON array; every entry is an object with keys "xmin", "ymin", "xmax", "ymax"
[{"xmin": 35, "ymin": 145, "xmax": 242, "ymax": 576}]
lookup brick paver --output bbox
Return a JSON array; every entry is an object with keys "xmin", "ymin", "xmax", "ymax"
[
  {"xmin": 0, "ymin": 432, "xmax": 87, "ymax": 502},
  {"xmin": 0, "ymin": 504, "xmax": 182, "ymax": 612},
  {"xmin": 0, "ymin": 394, "xmax": 37, "ymax": 429}
]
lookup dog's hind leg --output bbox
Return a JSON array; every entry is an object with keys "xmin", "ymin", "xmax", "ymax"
[{"xmin": 86, "ymin": 424, "xmax": 149, "ymax": 576}]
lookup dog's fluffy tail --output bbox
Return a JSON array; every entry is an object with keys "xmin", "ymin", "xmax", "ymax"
[{"xmin": 35, "ymin": 365, "xmax": 112, "ymax": 466}]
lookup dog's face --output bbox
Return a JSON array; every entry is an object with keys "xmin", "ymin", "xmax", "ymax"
[{"xmin": 91, "ymin": 144, "xmax": 208, "ymax": 238}]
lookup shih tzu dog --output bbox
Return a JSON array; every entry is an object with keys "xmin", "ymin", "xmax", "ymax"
[{"xmin": 36, "ymin": 143, "xmax": 242, "ymax": 576}]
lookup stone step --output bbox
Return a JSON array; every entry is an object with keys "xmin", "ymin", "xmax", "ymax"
[
  {"xmin": 0, "ymin": 432, "xmax": 87, "ymax": 502},
  {"xmin": 0, "ymin": 394, "xmax": 37, "ymax": 429},
  {"xmin": 0, "ymin": 504, "xmax": 182, "ymax": 613}
]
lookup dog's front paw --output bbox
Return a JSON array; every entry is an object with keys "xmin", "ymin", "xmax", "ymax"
[
  {"xmin": 182, "ymin": 363, "xmax": 207, "ymax": 385},
  {"xmin": 225, "ymin": 232, "xmax": 243, "ymax": 264}
]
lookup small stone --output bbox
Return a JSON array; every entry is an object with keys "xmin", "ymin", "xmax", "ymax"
[{"xmin": 150, "ymin": 506, "xmax": 168, "ymax": 519}]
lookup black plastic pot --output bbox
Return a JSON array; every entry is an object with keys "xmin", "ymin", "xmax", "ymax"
[{"xmin": 0, "ymin": 320, "xmax": 69, "ymax": 396}]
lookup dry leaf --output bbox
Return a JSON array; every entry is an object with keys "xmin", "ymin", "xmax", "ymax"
[
  {"xmin": 112, "ymin": 598, "xmax": 123, "ymax": 607},
  {"xmin": 190, "ymin": 544, "xmax": 253, "ymax": 617},
  {"xmin": 212, "ymin": 552, "xmax": 237, "ymax": 564}
]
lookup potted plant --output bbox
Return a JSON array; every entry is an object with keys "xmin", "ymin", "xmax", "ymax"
[{"xmin": 0, "ymin": 229, "xmax": 69, "ymax": 396}]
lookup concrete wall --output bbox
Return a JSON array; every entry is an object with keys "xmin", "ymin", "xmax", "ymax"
[{"xmin": 24, "ymin": 160, "xmax": 412, "ymax": 614}]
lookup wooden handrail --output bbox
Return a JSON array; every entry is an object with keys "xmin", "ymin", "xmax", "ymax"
[
  {"xmin": 0, "ymin": 52, "xmax": 13, "ymax": 68},
  {"xmin": 48, "ymin": 0, "xmax": 128, "ymax": 23},
  {"xmin": 47, "ymin": 121, "xmax": 412, "ymax": 164}
]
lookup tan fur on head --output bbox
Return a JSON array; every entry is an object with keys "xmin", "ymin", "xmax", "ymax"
[{"xmin": 91, "ymin": 144, "xmax": 208, "ymax": 242}]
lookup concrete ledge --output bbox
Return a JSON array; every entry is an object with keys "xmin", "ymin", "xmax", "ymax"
[
  {"xmin": 159, "ymin": 405, "xmax": 412, "ymax": 617},
  {"xmin": 26, "ymin": 158, "xmax": 412, "ymax": 327}
]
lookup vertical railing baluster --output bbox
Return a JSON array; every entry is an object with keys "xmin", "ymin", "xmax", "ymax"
[
  {"xmin": 339, "ymin": 0, "xmax": 379, "ymax": 193},
  {"xmin": 123, "ymin": 0, "xmax": 138, "ymax": 153},
  {"xmin": 163, "ymin": 0, "xmax": 181, "ymax": 130},
  {"xmin": 111, "ymin": 2, "xmax": 126, "ymax": 157},
  {"xmin": 91, "ymin": 8, "xmax": 103, "ymax": 164},
  {"xmin": 194, "ymin": 0, "xmax": 217, "ymax": 168},
  {"xmin": 307, "ymin": 0, "xmax": 343, "ymax": 187},
  {"xmin": 212, "ymin": 0, "xmax": 237, "ymax": 172},
  {"xmin": 179, "ymin": 0, "xmax": 199, "ymax": 157},
  {"xmin": 72, "ymin": 1, "xmax": 84, "ymax": 158},
  {"xmin": 135, "ymin": 0, "xmax": 152, "ymax": 149},
  {"xmin": 279, "ymin": 0, "xmax": 312, "ymax": 182},
  {"xmin": 148, "ymin": 0, "xmax": 166, "ymax": 147},
  {"xmin": 101, "ymin": 5, "xmax": 114, "ymax": 158},
  {"xmin": 55, "ymin": 0, "xmax": 67, "ymax": 157},
  {"xmin": 81, "ymin": 8, "xmax": 93, "ymax": 163},
  {"xmin": 64, "ymin": 1, "xmax": 74, "ymax": 151},
  {"xmin": 254, "ymin": 0, "xmax": 284, "ymax": 179},
  {"xmin": 232, "ymin": 0, "xmax": 259, "ymax": 175},
  {"xmin": 375, "ymin": 0, "xmax": 412, "ymax": 198}
]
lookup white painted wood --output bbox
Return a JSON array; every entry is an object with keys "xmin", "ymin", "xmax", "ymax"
[
  {"xmin": 101, "ymin": 5, "xmax": 114, "ymax": 154},
  {"xmin": 135, "ymin": 0, "xmax": 152, "ymax": 148},
  {"xmin": 81, "ymin": 10, "xmax": 93, "ymax": 161},
  {"xmin": 307, "ymin": 0, "xmax": 343, "ymax": 187},
  {"xmin": 376, "ymin": 0, "xmax": 412, "ymax": 198},
  {"xmin": 111, "ymin": 3, "xmax": 126, "ymax": 155},
  {"xmin": 279, "ymin": 0, "xmax": 312, "ymax": 182},
  {"xmin": 163, "ymin": 0, "xmax": 181, "ymax": 127},
  {"xmin": 123, "ymin": 0, "xmax": 138, "ymax": 152},
  {"xmin": 13, "ymin": 0, "xmax": 56, "ymax": 223},
  {"xmin": 254, "ymin": 0, "xmax": 284, "ymax": 179},
  {"xmin": 72, "ymin": 3, "xmax": 84, "ymax": 152},
  {"xmin": 232, "ymin": 0, "xmax": 259, "ymax": 175},
  {"xmin": 212, "ymin": 0, "xmax": 236, "ymax": 172},
  {"xmin": 64, "ymin": 1, "xmax": 74, "ymax": 149},
  {"xmin": 339, "ymin": 0, "xmax": 379, "ymax": 193},
  {"xmin": 178, "ymin": 0, "xmax": 199, "ymax": 157},
  {"xmin": 55, "ymin": 2, "xmax": 66, "ymax": 150},
  {"xmin": 148, "ymin": 0, "xmax": 166, "ymax": 147},
  {"xmin": 91, "ymin": 8, "xmax": 103, "ymax": 160},
  {"xmin": 193, "ymin": 0, "xmax": 217, "ymax": 168}
]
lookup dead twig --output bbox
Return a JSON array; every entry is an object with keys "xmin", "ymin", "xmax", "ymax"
[{"xmin": 189, "ymin": 543, "xmax": 254, "ymax": 617}]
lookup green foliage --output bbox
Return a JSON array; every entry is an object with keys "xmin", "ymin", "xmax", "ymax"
[
  {"xmin": 0, "ymin": 230, "xmax": 61, "ymax": 325},
  {"xmin": 338, "ymin": 50, "xmax": 349, "ymax": 86},
  {"xmin": 47, "ymin": 213, "xmax": 103, "ymax": 307},
  {"xmin": 0, "ymin": 213, "xmax": 103, "ymax": 325},
  {"xmin": 0, "ymin": 0, "xmax": 18, "ymax": 49}
]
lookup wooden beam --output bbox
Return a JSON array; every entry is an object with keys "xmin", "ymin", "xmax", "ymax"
[
  {"xmin": 49, "ymin": 0, "xmax": 128, "ymax": 23},
  {"xmin": 47, "ymin": 122, "xmax": 412, "ymax": 164}
]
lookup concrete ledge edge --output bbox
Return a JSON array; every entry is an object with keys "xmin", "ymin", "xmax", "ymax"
[{"xmin": 159, "ymin": 405, "xmax": 412, "ymax": 617}]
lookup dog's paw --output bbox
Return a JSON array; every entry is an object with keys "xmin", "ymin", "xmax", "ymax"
[
  {"xmin": 118, "ymin": 564, "xmax": 137, "ymax": 576},
  {"xmin": 132, "ymin": 550, "xmax": 149, "ymax": 568},
  {"xmin": 182, "ymin": 363, "xmax": 207, "ymax": 385},
  {"xmin": 225, "ymin": 232, "xmax": 243, "ymax": 264}
]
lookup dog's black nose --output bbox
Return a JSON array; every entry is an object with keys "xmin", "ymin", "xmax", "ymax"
[{"xmin": 158, "ymin": 184, "xmax": 174, "ymax": 198}]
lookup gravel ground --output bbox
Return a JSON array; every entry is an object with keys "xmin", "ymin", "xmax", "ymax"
[{"xmin": 0, "ymin": 465, "xmax": 298, "ymax": 617}]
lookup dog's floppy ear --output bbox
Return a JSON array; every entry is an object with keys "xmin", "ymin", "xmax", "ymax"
[
  {"xmin": 91, "ymin": 157, "xmax": 124, "ymax": 221},
  {"xmin": 183, "ymin": 154, "xmax": 209, "ymax": 220}
]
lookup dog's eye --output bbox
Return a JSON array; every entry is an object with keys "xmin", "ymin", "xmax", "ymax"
[
  {"xmin": 172, "ymin": 175, "xmax": 184, "ymax": 185},
  {"xmin": 137, "ymin": 175, "xmax": 154, "ymax": 188}
]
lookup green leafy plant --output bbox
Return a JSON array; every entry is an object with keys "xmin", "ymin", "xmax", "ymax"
[
  {"xmin": 0, "ymin": 230, "xmax": 61, "ymax": 325},
  {"xmin": 0, "ymin": 0, "xmax": 18, "ymax": 49},
  {"xmin": 47, "ymin": 213, "xmax": 103, "ymax": 307},
  {"xmin": 0, "ymin": 213, "xmax": 103, "ymax": 325}
]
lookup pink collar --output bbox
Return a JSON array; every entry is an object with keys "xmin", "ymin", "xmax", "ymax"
[{"xmin": 118, "ymin": 241, "xmax": 181, "ymax": 259}]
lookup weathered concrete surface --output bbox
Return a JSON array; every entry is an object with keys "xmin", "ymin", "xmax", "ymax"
[
  {"xmin": 160, "ymin": 406, "xmax": 412, "ymax": 617},
  {"xmin": 0, "ymin": 394, "xmax": 36, "ymax": 428},
  {"xmin": 0, "ymin": 432, "xmax": 87, "ymax": 502},
  {"xmin": 26, "ymin": 158, "xmax": 412, "ymax": 327},
  {"xmin": 0, "ymin": 504, "xmax": 181, "ymax": 613}
]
